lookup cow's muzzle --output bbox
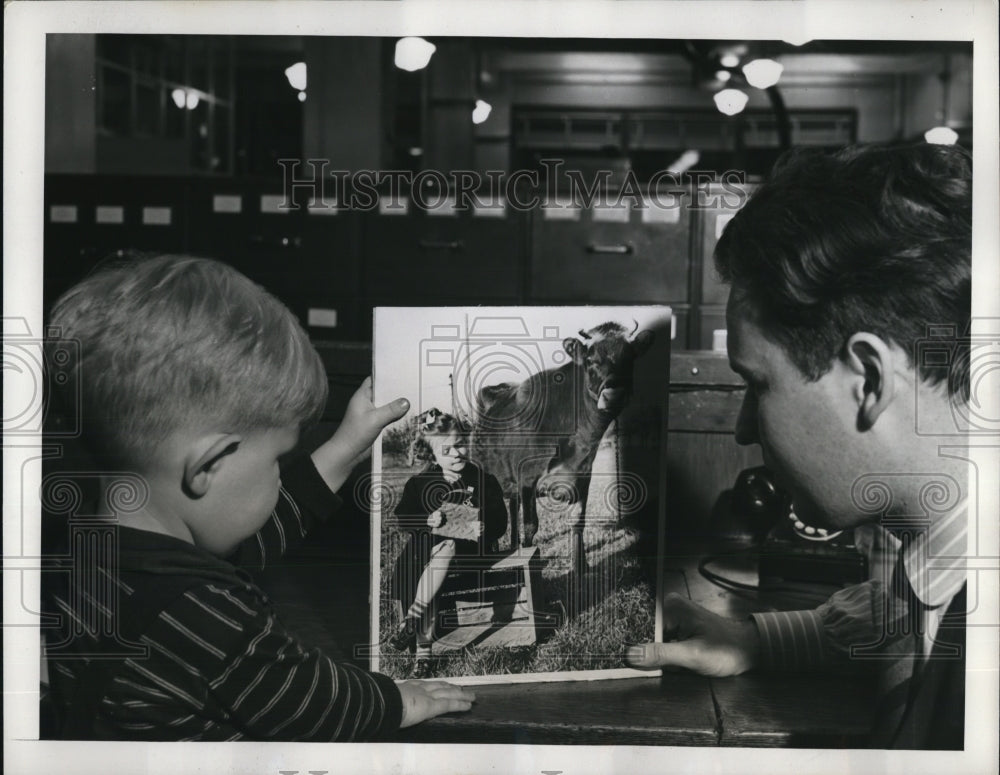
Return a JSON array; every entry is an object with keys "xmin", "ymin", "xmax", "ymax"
[{"xmin": 594, "ymin": 376, "xmax": 631, "ymax": 411}]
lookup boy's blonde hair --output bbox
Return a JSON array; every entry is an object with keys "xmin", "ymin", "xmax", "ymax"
[{"xmin": 48, "ymin": 255, "xmax": 327, "ymax": 469}]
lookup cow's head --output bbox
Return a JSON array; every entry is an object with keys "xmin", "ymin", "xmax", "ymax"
[{"xmin": 562, "ymin": 321, "xmax": 654, "ymax": 412}]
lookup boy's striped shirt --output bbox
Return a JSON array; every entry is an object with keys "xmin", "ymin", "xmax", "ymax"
[{"xmin": 43, "ymin": 458, "xmax": 402, "ymax": 741}]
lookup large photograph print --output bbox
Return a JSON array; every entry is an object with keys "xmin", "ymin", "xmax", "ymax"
[{"xmin": 371, "ymin": 306, "xmax": 671, "ymax": 682}]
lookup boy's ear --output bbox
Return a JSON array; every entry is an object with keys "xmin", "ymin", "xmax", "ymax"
[
  {"xmin": 183, "ymin": 433, "xmax": 243, "ymax": 498},
  {"xmin": 843, "ymin": 333, "xmax": 896, "ymax": 431}
]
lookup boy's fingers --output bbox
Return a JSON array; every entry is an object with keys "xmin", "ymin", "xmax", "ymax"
[
  {"xmin": 435, "ymin": 698, "xmax": 474, "ymax": 715},
  {"xmin": 422, "ymin": 681, "xmax": 476, "ymax": 701},
  {"xmin": 372, "ymin": 397, "xmax": 411, "ymax": 428}
]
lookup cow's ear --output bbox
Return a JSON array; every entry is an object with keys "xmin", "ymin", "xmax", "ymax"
[
  {"xmin": 632, "ymin": 330, "xmax": 654, "ymax": 356},
  {"xmin": 563, "ymin": 337, "xmax": 585, "ymax": 364}
]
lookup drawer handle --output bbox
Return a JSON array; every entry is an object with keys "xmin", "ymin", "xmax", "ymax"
[
  {"xmin": 586, "ymin": 243, "xmax": 633, "ymax": 255},
  {"xmin": 418, "ymin": 239, "xmax": 464, "ymax": 251}
]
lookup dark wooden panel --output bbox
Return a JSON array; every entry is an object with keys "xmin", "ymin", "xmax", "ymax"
[
  {"xmin": 666, "ymin": 433, "xmax": 763, "ymax": 540},
  {"xmin": 529, "ymin": 196, "xmax": 691, "ymax": 303},
  {"xmin": 670, "ymin": 350, "xmax": 742, "ymax": 387},
  {"xmin": 713, "ymin": 673, "xmax": 874, "ymax": 747},
  {"xmin": 669, "ymin": 391, "xmax": 746, "ymax": 433}
]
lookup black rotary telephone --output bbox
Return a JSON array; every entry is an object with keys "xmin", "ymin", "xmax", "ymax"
[{"xmin": 731, "ymin": 466, "xmax": 867, "ymax": 587}]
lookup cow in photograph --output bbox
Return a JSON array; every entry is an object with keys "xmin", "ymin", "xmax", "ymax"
[{"xmin": 471, "ymin": 321, "xmax": 654, "ymax": 598}]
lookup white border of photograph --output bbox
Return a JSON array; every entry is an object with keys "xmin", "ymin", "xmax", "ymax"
[{"xmin": 371, "ymin": 305, "xmax": 671, "ymax": 684}]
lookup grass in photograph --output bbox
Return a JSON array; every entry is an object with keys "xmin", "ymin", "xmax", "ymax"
[{"xmin": 376, "ymin": 437, "xmax": 656, "ymax": 680}]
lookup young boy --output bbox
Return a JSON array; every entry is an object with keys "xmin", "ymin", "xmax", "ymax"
[{"xmin": 42, "ymin": 254, "xmax": 474, "ymax": 740}]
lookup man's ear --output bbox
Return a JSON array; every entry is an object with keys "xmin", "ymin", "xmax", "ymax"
[
  {"xmin": 843, "ymin": 333, "xmax": 896, "ymax": 431},
  {"xmin": 183, "ymin": 433, "xmax": 243, "ymax": 498}
]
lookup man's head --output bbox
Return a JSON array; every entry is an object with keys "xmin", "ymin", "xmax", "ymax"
[
  {"xmin": 715, "ymin": 143, "xmax": 971, "ymax": 528},
  {"xmin": 47, "ymin": 255, "xmax": 328, "ymax": 553}
]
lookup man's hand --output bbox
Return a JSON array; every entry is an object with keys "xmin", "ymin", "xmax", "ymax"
[
  {"xmin": 625, "ymin": 593, "xmax": 761, "ymax": 677},
  {"xmin": 396, "ymin": 679, "xmax": 476, "ymax": 728},
  {"xmin": 311, "ymin": 377, "xmax": 410, "ymax": 493}
]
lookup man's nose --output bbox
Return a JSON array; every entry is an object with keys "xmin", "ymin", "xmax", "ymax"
[{"xmin": 734, "ymin": 391, "xmax": 759, "ymax": 446}]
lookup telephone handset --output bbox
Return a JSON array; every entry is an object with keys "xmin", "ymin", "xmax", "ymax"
[
  {"xmin": 731, "ymin": 465, "xmax": 843, "ymax": 542},
  {"xmin": 732, "ymin": 466, "xmax": 866, "ymax": 586}
]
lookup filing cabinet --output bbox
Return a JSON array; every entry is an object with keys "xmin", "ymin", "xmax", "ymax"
[
  {"xmin": 185, "ymin": 179, "xmax": 302, "ymax": 299},
  {"xmin": 44, "ymin": 175, "xmax": 189, "ymax": 310},
  {"xmin": 694, "ymin": 182, "xmax": 754, "ymax": 348}
]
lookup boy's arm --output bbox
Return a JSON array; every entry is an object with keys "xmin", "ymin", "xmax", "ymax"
[
  {"xmin": 232, "ymin": 378, "xmax": 409, "ymax": 570},
  {"xmin": 311, "ymin": 377, "xmax": 410, "ymax": 493},
  {"xmin": 157, "ymin": 584, "xmax": 472, "ymax": 740},
  {"xmin": 230, "ymin": 457, "xmax": 337, "ymax": 570}
]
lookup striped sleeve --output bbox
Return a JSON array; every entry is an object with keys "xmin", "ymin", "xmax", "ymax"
[
  {"xmin": 751, "ymin": 579, "xmax": 891, "ymax": 670},
  {"xmin": 141, "ymin": 583, "xmax": 402, "ymax": 741},
  {"xmin": 233, "ymin": 456, "xmax": 342, "ymax": 571}
]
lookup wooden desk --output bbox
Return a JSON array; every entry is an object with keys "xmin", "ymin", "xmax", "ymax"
[
  {"xmin": 261, "ymin": 537, "xmax": 874, "ymax": 747},
  {"xmin": 393, "ymin": 544, "xmax": 873, "ymax": 746}
]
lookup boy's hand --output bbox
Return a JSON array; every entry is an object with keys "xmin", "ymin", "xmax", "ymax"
[
  {"xmin": 624, "ymin": 593, "xmax": 761, "ymax": 677},
  {"xmin": 396, "ymin": 679, "xmax": 476, "ymax": 728},
  {"xmin": 311, "ymin": 377, "xmax": 410, "ymax": 493}
]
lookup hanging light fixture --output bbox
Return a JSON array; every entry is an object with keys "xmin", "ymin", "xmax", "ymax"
[
  {"xmin": 714, "ymin": 89, "xmax": 749, "ymax": 116},
  {"xmin": 285, "ymin": 62, "xmax": 307, "ymax": 91},
  {"xmin": 472, "ymin": 99, "xmax": 492, "ymax": 125},
  {"xmin": 743, "ymin": 59, "xmax": 784, "ymax": 89},
  {"xmin": 924, "ymin": 126, "xmax": 959, "ymax": 145},
  {"xmin": 185, "ymin": 92, "xmax": 200, "ymax": 110},
  {"xmin": 394, "ymin": 37, "xmax": 436, "ymax": 72},
  {"xmin": 171, "ymin": 88, "xmax": 186, "ymax": 109}
]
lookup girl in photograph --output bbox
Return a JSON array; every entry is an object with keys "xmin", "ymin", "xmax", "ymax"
[{"xmin": 389, "ymin": 411, "xmax": 509, "ymax": 678}]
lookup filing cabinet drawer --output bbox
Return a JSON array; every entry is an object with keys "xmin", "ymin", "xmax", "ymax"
[
  {"xmin": 529, "ymin": 194, "xmax": 692, "ymax": 303},
  {"xmin": 362, "ymin": 209, "xmax": 524, "ymax": 302}
]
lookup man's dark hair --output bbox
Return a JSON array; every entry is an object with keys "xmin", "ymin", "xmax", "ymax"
[{"xmin": 714, "ymin": 142, "xmax": 971, "ymax": 401}]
